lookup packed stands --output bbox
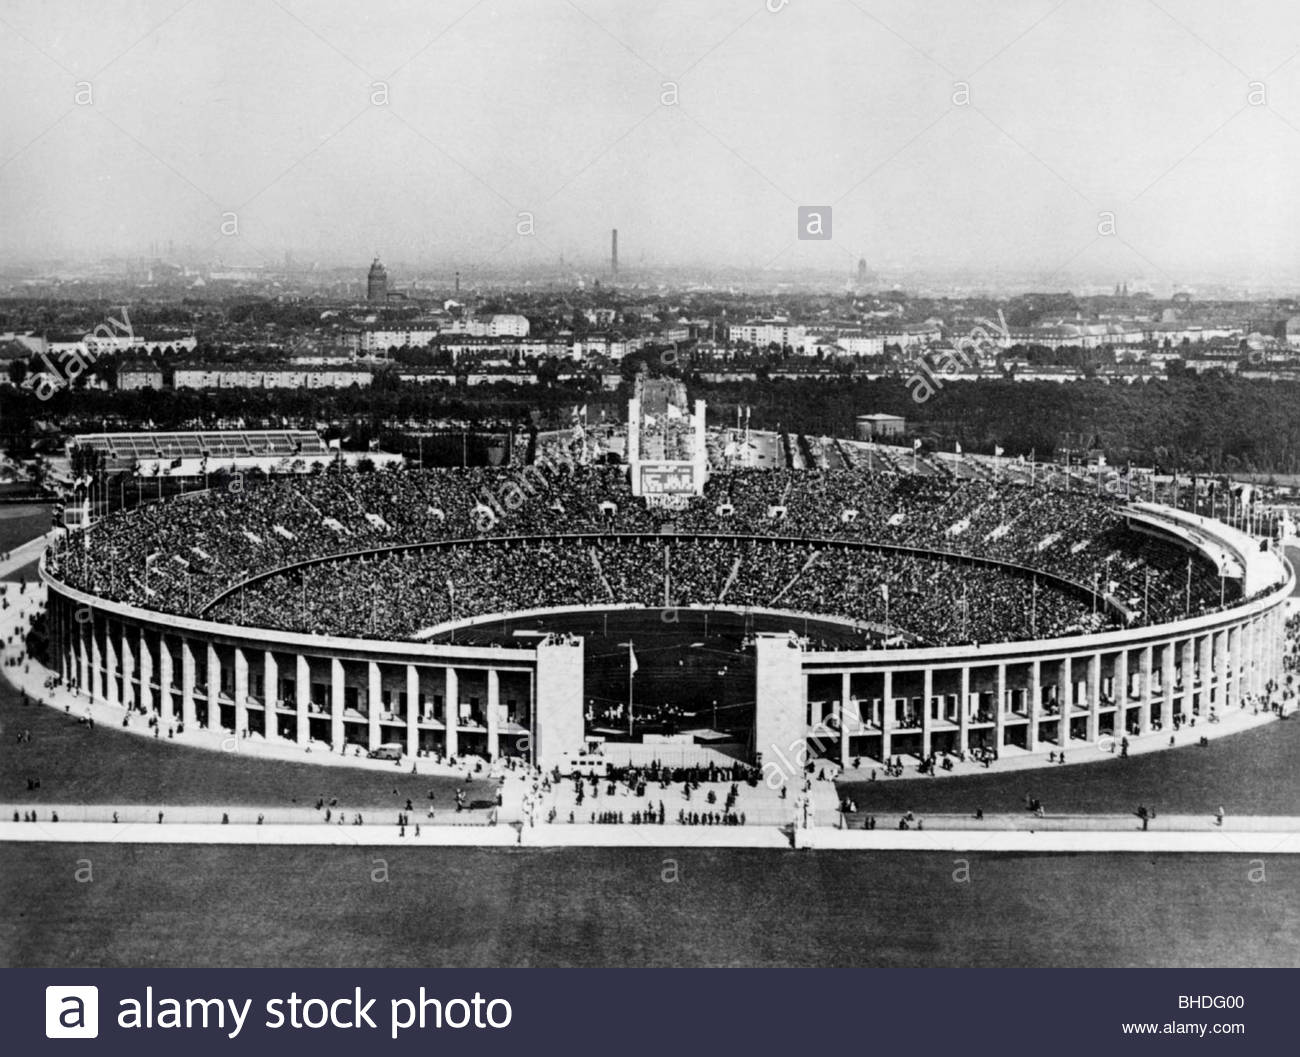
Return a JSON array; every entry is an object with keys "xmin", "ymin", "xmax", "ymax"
[{"xmin": 46, "ymin": 464, "xmax": 1238, "ymax": 644}]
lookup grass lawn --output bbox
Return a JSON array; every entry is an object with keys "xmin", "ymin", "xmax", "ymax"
[
  {"xmin": 0, "ymin": 503, "xmax": 51, "ymax": 553},
  {"xmin": 0, "ymin": 679, "xmax": 495, "ymax": 812},
  {"xmin": 837, "ymin": 714, "xmax": 1300, "ymax": 819},
  {"xmin": 2, "ymin": 844, "xmax": 1296, "ymax": 967}
]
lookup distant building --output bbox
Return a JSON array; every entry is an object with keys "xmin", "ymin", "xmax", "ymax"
[
  {"xmin": 728, "ymin": 320, "xmax": 807, "ymax": 350},
  {"xmin": 349, "ymin": 326, "xmax": 440, "ymax": 354},
  {"xmin": 118, "ymin": 364, "xmax": 164, "ymax": 390},
  {"xmin": 366, "ymin": 257, "xmax": 388, "ymax": 302},
  {"xmin": 836, "ymin": 333, "xmax": 886, "ymax": 357},
  {"xmin": 173, "ymin": 367, "xmax": 372, "ymax": 390},
  {"xmin": 855, "ymin": 413, "xmax": 905, "ymax": 441},
  {"xmin": 443, "ymin": 314, "xmax": 530, "ymax": 338}
]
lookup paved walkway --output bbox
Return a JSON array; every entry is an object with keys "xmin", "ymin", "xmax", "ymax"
[{"xmin": 3, "ymin": 817, "xmax": 1298, "ymax": 852}]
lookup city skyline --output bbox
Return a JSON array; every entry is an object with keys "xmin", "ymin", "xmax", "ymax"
[{"xmin": 5, "ymin": 0, "xmax": 1300, "ymax": 293}]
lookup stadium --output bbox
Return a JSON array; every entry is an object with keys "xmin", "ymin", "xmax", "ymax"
[{"xmin": 38, "ymin": 381, "xmax": 1294, "ymax": 782}]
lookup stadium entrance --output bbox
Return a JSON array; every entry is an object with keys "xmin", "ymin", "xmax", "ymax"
[{"xmin": 426, "ymin": 607, "xmax": 865, "ymax": 765}]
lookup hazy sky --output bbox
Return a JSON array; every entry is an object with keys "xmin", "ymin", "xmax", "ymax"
[{"xmin": 5, "ymin": 0, "xmax": 1300, "ymax": 287}]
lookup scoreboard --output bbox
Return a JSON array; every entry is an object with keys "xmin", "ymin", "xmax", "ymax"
[{"xmin": 640, "ymin": 462, "xmax": 698, "ymax": 495}]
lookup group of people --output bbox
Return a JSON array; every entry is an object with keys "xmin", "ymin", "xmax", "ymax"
[{"xmin": 49, "ymin": 463, "xmax": 1234, "ymax": 646}]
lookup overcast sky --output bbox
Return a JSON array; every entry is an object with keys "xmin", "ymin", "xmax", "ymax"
[{"xmin": 4, "ymin": 0, "xmax": 1300, "ymax": 288}]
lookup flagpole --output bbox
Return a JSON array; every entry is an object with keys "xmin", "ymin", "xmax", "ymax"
[{"xmin": 627, "ymin": 642, "xmax": 634, "ymax": 737}]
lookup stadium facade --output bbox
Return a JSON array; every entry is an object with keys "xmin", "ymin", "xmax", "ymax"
[{"xmin": 40, "ymin": 492, "xmax": 1292, "ymax": 776}]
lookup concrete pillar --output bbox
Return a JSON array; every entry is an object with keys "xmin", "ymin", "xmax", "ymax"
[
  {"xmin": 1251, "ymin": 619, "xmax": 1260, "ymax": 698},
  {"xmin": 295, "ymin": 654, "xmax": 310, "ymax": 744},
  {"xmin": 330, "ymin": 657, "xmax": 345, "ymax": 751},
  {"xmin": 1180, "ymin": 639, "xmax": 1194, "ymax": 723},
  {"xmin": 1170, "ymin": 639, "xmax": 1180, "ymax": 728},
  {"xmin": 444, "ymin": 666, "xmax": 459, "ymax": 759},
  {"xmin": 1027, "ymin": 659, "xmax": 1041, "ymax": 751},
  {"xmin": 1199, "ymin": 634, "xmax": 1213, "ymax": 711},
  {"xmin": 233, "ymin": 647, "xmax": 249, "ymax": 739},
  {"xmin": 263, "ymin": 651, "xmax": 279, "ymax": 741},
  {"xmin": 137, "ymin": 627, "xmax": 153, "ymax": 716},
  {"xmin": 119, "ymin": 626, "xmax": 136, "ymax": 712},
  {"xmin": 838, "ymin": 672, "xmax": 851, "ymax": 764},
  {"xmin": 1139, "ymin": 645, "xmax": 1153, "ymax": 733},
  {"xmin": 920, "ymin": 668, "xmax": 933, "ymax": 758},
  {"xmin": 1111, "ymin": 649, "xmax": 1125, "ymax": 707},
  {"xmin": 1225, "ymin": 626, "xmax": 1238, "ymax": 707},
  {"xmin": 105, "ymin": 622, "xmax": 121, "ymax": 707},
  {"xmin": 1059, "ymin": 656, "xmax": 1072, "ymax": 746},
  {"xmin": 1231, "ymin": 624, "xmax": 1245, "ymax": 707},
  {"xmin": 994, "ymin": 663, "xmax": 1006, "ymax": 752},
  {"xmin": 368, "ymin": 661, "xmax": 382, "ymax": 752},
  {"xmin": 180, "ymin": 639, "xmax": 196, "ymax": 728},
  {"xmin": 1088, "ymin": 652, "xmax": 1101, "ymax": 741},
  {"xmin": 1240, "ymin": 623, "xmax": 1252, "ymax": 701},
  {"xmin": 158, "ymin": 636, "xmax": 173, "ymax": 725},
  {"xmin": 958, "ymin": 666, "xmax": 970, "ymax": 754},
  {"xmin": 206, "ymin": 643, "xmax": 221, "ymax": 730},
  {"xmin": 880, "ymin": 669, "xmax": 892, "ymax": 761},
  {"xmin": 77, "ymin": 615, "xmax": 90, "ymax": 694},
  {"xmin": 405, "ymin": 664, "xmax": 419, "ymax": 760},
  {"xmin": 1212, "ymin": 630, "xmax": 1226, "ymax": 710},
  {"xmin": 487, "ymin": 668, "xmax": 500, "ymax": 760},
  {"xmin": 90, "ymin": 618, "xmax": 104, "ymax": 704},
  {"xmin": 1254, "ymin": 619, "xmax": 1266, "ymax": 697}
]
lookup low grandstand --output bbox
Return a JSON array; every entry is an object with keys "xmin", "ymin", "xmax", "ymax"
[{"xmin": 69, "ymin": 430, "xmax": 329, "ymax": 470}]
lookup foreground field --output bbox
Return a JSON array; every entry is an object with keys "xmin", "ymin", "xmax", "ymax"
[
  {"xmin": 837, "ymin": 714, "xmax": 1300, "ymax": 819},
  {"xmin": 0, "ymin": 680, "xmax": 496, "ymax": 812},
  {"xmin": 7, "ymin": 666, "xmax": 1297, "ymax": 819},
  {"xmin": 2, "ymin": 844, "xmax": 1295, "ymax": 967}
]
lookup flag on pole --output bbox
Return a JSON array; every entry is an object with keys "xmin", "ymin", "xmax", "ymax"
[
  {"xmin": 954, "ymin": 441, "xmax": 962, "ymax": 457},
  {"xmin": 628, "ymin": 642, "xmax": 638, "ymax": 676},
  {"xmin": 879, "ymin": 583, "xmax": 889, "ymax": 602},
  {"xmin": 994, "ymin": 445, "xmax": 1004, "ymax": 457},
  {"xmin": 912, "ymin": 439, "xmax": 921, "ymax": 451}
]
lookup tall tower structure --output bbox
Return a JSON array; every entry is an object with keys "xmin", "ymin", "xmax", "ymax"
[
  {"xmin": 367, "ymin": 256, "xmax": 388, "ymax": 302},
  {"xmin": 611, "ymin": 229, "xmax": 618, "ymax": 277}
]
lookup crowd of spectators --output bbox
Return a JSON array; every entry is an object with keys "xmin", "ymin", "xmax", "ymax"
[{"xmin": 47, "ymin": 463, "xmax": 1241, "ymax": 644}]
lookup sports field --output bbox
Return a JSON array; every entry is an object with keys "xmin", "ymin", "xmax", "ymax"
[
  {"xmin": 0, "ymin": 503, "xmax": 51, "ymax": 552},
  {"xmin": 2, "ymin": 843, "xmax": 1295, "ymax": 967},
  {"xmin": 0, "ymin": 502, "xmax": 50, "ymax": 582}
]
